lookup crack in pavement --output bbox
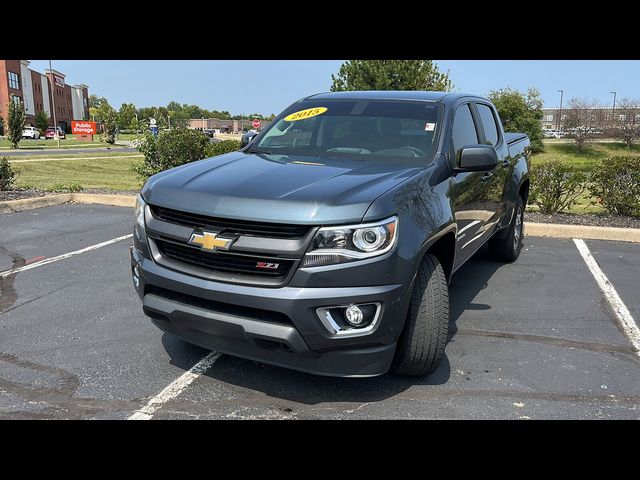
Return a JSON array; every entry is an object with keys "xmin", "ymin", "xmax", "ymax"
[{"xmin": 456, "ymin": 328, "xmax": 639, "ymax": 362}]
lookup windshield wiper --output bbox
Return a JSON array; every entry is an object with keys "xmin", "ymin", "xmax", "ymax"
[{"xmin": 247, "ymin": 147, "xmax": 274, "ymax": 155}]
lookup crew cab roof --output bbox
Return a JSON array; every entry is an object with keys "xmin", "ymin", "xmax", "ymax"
[{"xmin": 304, "ymin": 91, "xmax": 484, "ymax": 105}]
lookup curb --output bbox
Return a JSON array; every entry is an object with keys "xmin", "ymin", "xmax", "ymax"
[
  {"xmin": 1, "ymin": 194, "xmax": 639, "ymax": 243},
  {"xmin": 526, "ymin": 222, "xmax": 640, "ymax": 243},
  {"xmin": 0, "ymin": 194, "xmax": 73, "ymax": 213},
  {"xmin": 0, "ymin": 193, "xmax": 135, "ymax": 213}
]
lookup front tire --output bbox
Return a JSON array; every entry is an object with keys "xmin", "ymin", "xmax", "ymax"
[
  {"xmin": 489, "ymin": 195, "xmax": 524, "ymax": 262},
  {"xmin": 391, "ymin": 254, "xmax": 449, "ymax": 376}
]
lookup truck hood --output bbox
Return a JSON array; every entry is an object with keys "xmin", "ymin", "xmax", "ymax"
[{"xmin": 142, "ymin": 151, "xmax": 423, "ymax": 225}]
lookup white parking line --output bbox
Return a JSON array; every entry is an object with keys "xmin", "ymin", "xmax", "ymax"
[
  {"xmin": 574, "ymin": 238, "xmax": 640, "ymax": 356},
  {"xmin": 0, "ymin": 234, "xmax": 133, "ymax": 278},
  {"xmin": 128, "ymin": 352, "xmax": 221, "ymax": 420}
]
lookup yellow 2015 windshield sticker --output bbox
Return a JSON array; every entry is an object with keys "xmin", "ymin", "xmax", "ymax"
[{"xmin": 284, "ymin": 107, "xmax": 328, "ymax": 122}]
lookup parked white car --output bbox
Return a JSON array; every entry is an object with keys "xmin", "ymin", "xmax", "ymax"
[
  {"xmin": 544, "ymin": 129, "xmax": 561, "ymax": 139},
  {"xmin": 22, "ymin": 126, "xmax": 41, "ymax": 139}
]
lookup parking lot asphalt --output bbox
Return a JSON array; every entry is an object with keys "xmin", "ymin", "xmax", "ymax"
[{"xmin": 1, "ymin": 204, "xmax": 639, "ymax": 419}]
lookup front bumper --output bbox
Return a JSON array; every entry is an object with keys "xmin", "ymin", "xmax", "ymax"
[{"xmin": 130, "ymin": 246, "xmax": 412, "ymax": 377}]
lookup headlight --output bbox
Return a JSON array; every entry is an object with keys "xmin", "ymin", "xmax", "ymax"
[
  {"xmin": 134, "ymin": 194, "xmax": 147, "ymax": 243},
  {"xmin": 302, "ymin": 216, "xmax": 398, "ymax": 267}
]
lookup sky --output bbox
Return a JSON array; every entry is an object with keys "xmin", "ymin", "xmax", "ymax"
[{"xmin": 27, "ymin": 60, "xmax": 639, "ymax": 115}]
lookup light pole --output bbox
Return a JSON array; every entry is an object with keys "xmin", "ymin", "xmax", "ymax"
[
  {"xmin": 610, "ymin": 91, "xmax": 617, "ymax": 125},
  {"xmin": 557, "ymin": 89, "xmax": 564, "ymax": 133},
  {"xmin": 49, "ymin": 60, "xmax": 60, "ymax": 149},
  {"xmin": 202, "ymin": 117, "xmax": 205, "ymax": 132},
  {"xmin": 168, "ymin": 114, "xmax": 171, "ymax": 130}
]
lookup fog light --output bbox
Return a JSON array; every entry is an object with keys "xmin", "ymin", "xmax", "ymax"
[{"xmin": 344, "ymin": 304, "xmax": 364, "ymax": 326}]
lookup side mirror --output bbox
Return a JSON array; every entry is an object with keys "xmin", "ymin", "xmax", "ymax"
[
  {"xmin": 241, "ymin": 131, "xmax": 258, "ymax": 147},
  {"xmin": 456, "ymin": 145, "xmax": 499, "ymax": 172}
]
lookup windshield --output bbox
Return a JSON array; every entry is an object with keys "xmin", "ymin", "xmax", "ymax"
[{"xmin": 250, "ymin": 99, "xmax": 442, "ymax": 164}]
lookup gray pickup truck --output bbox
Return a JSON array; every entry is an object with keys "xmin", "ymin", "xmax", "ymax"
[{"xmin": 130, "ymin": 91, "xmax": 530, "ymax": 377}]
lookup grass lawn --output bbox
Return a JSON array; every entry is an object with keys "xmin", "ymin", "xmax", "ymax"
[
  {"xmin": 8, "ymin": 152, "xmax": 143, "ymax": 162},
  {"xmin": 116, "ymin": 133, "xmax": 141, "ymax": 141},
  {"xmin": 13, "ymin": 156, "xmax": 142, "ymax": 191},
  {"xmin": 532, "ymin": 141, "xmax": 640, "ymax": 172}
]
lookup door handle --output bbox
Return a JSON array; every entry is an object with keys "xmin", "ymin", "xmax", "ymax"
[{"xmin": 481, "ymin": 172, "xmax": 493, "ymax": 182}]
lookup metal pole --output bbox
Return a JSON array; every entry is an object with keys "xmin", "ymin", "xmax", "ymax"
[
  {"xmin": 202, "ymin": 117, "xmax": 205, "ymax": 132},
  {"xmin": 49, "ymin": 60, "xmax": 60, "ymax": 148},
  {"xmin": 557, "ymin": 89, "xmax": 563, "ymax": 133}
]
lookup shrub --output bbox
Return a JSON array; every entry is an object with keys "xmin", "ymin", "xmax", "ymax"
[
  {"xmin": 529, "ymin": 160, "xmax": 586, "ymax": 214},
  {"xmin": 204, "ymin": 139, "xmax": 242, "ymax": 157},
  {"xmin": 589, "ymin": 155, "xmax": 640, "ymax": 216},
  {"xmin": 133, "ymin": 127, "xmax": 209, "ymax": 180},
  {"xmin": 0, "ymin": 156, "xmax": 17, "ymax": 190}
]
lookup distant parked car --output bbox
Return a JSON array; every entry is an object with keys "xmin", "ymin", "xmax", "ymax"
[
  {"xmin": 45, "ymin": 126, "xmax": 66, "ymax": 139},
  {"xmin": 22, "ymin": 126, "xmax": 41, "ymax": 139},
  {"xmin": 544, "ymin": 129, "xmax": 561, "ymax": 139}
]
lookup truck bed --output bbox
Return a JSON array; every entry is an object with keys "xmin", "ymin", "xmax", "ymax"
[{"xmin": 504, "ymin": 132, "xmax": 528, "ymax": 145}]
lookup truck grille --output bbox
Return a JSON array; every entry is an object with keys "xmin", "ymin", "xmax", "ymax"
[
  {"xmin": 150, "ymin": 205, "xmax": 311, "ymax": 239},
  {"xmin": 155, "ymin": 238, "xmax": 295, "ymax": 280}
]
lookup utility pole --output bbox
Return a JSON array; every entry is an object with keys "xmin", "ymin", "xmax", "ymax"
[
  {"xmin": 610, "ymin": 91, "xmax": 617, "ymax": 125},
  {"xmin": 49, "ymin": 60, "xmax": 60, "ymax": 148},
  {"xmin": 557, "ymin": 89, "xmax": 564, "ymax": 133}
]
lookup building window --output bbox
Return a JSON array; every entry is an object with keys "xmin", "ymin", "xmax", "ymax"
[
  {"xmin": 545, "ymin": 114, "xmax": 553, "ymax": 122},
  {"xmin": 8, "ymin": 71, "xmax": 20, "ymax": 90},
  {"xmin": 11, "ymin": 95, "xmax": 22, "ymax": 106}
]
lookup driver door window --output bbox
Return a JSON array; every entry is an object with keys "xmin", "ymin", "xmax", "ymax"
[{"xmin": 452, "ymin": 104, "xmax": 479, "ymax": 162}]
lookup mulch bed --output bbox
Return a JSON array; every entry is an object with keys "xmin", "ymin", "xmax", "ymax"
[
  {"xmin": 525, "ymin": 211, "xmax": 640, "ymax": 229},
  {"xmin": 0, "ymin": 189, "xmax": 48, "ymax": 201}
]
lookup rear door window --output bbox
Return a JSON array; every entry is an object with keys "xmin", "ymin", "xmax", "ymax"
[{"xmin": 476, "ymin": 104, "xmax": 500, "ymax": 146}]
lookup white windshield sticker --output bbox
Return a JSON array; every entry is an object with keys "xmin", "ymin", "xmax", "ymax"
[{"xmin": 424, "ymin": 122, "xmax": 436, "ymax": 131}]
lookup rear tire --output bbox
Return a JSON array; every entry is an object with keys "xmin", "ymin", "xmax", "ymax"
[
  {"xmin": 391, "ymin": 254, "xmax": 449, "ymax": 376},
  {"xmin": 489, "ymin": 195, "xmax": 524, "ymax": 263}
]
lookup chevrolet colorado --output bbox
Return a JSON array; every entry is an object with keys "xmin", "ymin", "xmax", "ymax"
[{"xmin": 131, "ymin": 91, "xmax": 530, "ymax": 377}]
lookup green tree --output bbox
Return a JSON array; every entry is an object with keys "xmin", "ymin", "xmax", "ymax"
[
  {"xmin": 117, "ymin": 103, "xmax": 138, "ymax": 130},
  {"xmin": 89, "ymin": 94, "xmax": 105, "ymax": 109},
  {"xmin": 97, "ymin": 99, "xmax": 118, "ymax": 144},
  {"xmin": 488, "ymin": 87, "xmax": 544, "ymax": 153},
  {"xmin": 330, "ymin": 60, "xmax": 453, "ymax": 92},
  {"xmin": 7, "ymin": 98, "xmax": 26, "ymax": 149},
  {"xmin": 35, "ymin": 110, "xmax": 49, "ymax": 135}
]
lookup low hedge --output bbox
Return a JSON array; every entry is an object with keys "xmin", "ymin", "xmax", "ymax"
[{"xmin": 589, "ymin": 155, "xmax": 640, "ymax": 216}]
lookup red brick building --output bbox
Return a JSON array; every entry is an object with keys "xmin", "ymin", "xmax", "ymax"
[{"xmin": 0, "ymin": 60, "xmax": 90, "ymax": 133}]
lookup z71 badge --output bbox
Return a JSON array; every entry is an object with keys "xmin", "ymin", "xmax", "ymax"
[{"xmin": 256, "ymin": 262, "xmax": 280, "ymax": 270}]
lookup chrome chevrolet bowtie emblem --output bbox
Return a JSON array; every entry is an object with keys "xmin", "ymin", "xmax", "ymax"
[{"xmin": 188, "ymin": 231, "xmax": 234, "ymax": 252}]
